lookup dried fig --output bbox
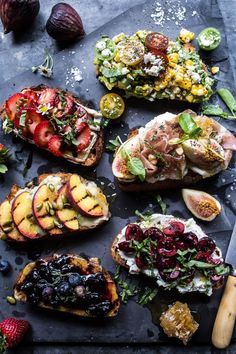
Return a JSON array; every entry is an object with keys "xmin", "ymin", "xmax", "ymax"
[
  {"xmin": 0, "ymin": 0, "xmax": 40, "ymax": 34},
  {"xmin": 46, "ymin": 3, "xmax": 85, "ymax": 42},
  {"xmin": 182, "ymin": 189, "xmax": 221, "ymax": 221}
]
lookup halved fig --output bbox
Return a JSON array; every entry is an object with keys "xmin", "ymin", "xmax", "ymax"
[
  {"xmin": 56, "ymin": 185, "xmax": 79, "ymax": 231},
  {"xmin": 33, "ymin": 184, "xmax": 64, "ymax": 235},
  {"xmin": 0, "ymin": 199, "xmax": 26, "ymax": 241},
  {"xmin": 12, "ymin": 191, "xmax": 44, "ymax": 239},
  {"xmin": 66, "ymin": 174, "xmax": 104, "ymax": 218},
  {"xmin": 182, "ymin": 189, "xmax": 221, "ymax": 221}
]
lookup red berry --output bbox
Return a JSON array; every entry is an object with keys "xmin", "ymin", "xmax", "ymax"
[
  {"xmin": 33, "ymin": 121, "xmax": 55, "ymax": 148},
  {"xmin": 0, "ymin": 318, "xmax": 29, "ymax": 349},
  {"xmin": 23, "ymin": 108, "xmax": 44, "ymax": 135},
  {"xmin": 22, "ymin": 89, "xmax": 39, "ymax": 105},
  {"xmin": 5, "ymin": 93, "xmax": 26, "ymax": 121},
  {"xmin": 48, "ymin": 135, "xmax": 63, "ymax": 157},
  {"xmin": 163, "ymin": 221, "xmax": 185, "ymax": 237},
  {"xmin": 76, "ymin": 125, "xmax": 91, "ymax": 153},
  {"xmin": 118, "ymin": 241, "xmax": 133, "ymax": 253},
  {"xmin": 125, "ymin": 224, "xmax": 143, "ymax": 241},
  {"xmin": 37, "ymin": 88, "xmax": 56, "ymax": 106},
  {"xmin": 53, "ymin": 95, "xmax": 74, "ymax": 118}
]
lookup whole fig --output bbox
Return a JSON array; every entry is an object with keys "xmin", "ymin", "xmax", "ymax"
[
  {"xmin": 46, "ymin": 3, "xmax": 85, "ymax": 42},
  {"xmin": 0, "ymin": 0, "xmax": 40, "ymax": 34}
]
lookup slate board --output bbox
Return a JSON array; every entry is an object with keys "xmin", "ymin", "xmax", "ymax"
[{"xmin": 0, "ymin": 0, "xmax": 236, "ymax": 345}]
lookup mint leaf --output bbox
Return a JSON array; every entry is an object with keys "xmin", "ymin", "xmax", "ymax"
[
  {"xmin": 106, "ymin": 136, "xmax": 122, "ymax": 152},
  {"xmin": 127, "ymin": 157, "xmax": 145, "ymax": 182},
  {"xmin": 0, "ymin": 164, "xmax": 8, "ymax": 174},
  {"xmin": 179, "ymin": 113, "xmax": 202, "ymax": 138}
]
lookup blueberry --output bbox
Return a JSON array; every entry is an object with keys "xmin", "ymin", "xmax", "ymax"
[
  {"xmin": 86, "ymin": 273, "xmax": 106, "ymax": 292},
  {"xmin": 88, "ymin": 300, "xmax": 112, "ymax": 317},
  {"xmin": 57, "ymin": 281, "xmax": 72, "ymax": 295},
  {"xmin": 21, "ymin": 281, "xmax": 34, "ymax": 292},
  {"xmin": 42, "ymin": 286, "xmax": 54, "ymax": 301},
  {"xmin": 61, "ymin": 264, "xmax": 75, "ymax": 273},
  {"xmin": 0, "ymin": 260, "xmax": 11, "ymax": 275},
  {"xmin": 86, "ymin": 292, "xmax": 101, "ymax": 304},
  {"xmin": 54, "ymin": 255, "xmax": 70, "ymax": 268},
  {"xmin": 28, "ymin": 293, "xmax": 40, "ymax": 304},
  {"xmin": 68, "ymin": 273, "xmax": 82, "ymax": 287},
  {"xmin": 31, "ymin": 269, "xmax": 40, "ymax": 281}
]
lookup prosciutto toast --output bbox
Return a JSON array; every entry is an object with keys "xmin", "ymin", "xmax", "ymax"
[{"xmin": 112, "ymin": 110, "xmax": 236, "ymax": 191}]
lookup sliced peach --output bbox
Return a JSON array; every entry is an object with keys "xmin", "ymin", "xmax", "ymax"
[
  {"xmin": 12, "ymin": 191, "xmax": 44, "ymax": 239},
  {"xmin": 32, "ymin": 184, "xmax": 63, "ymax": 235},
  {"xmin": 0, "ymin": 199, "xmax": 26, "ymax": 241},
  {"xmin": 66, "ymin": 174, "xmax": 104, "ymax": 218},
  {"xmin": 56, "ymin": 185, "xmax": 79, "ymax": 231}
]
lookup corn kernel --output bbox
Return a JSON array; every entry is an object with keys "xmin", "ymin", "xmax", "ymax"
[
  {"xmin": 211, "ymin": 66, "xmax": 219, "ymax": 75},
  {"xmin": 112, "ymin": 32, "xmax": 125, "ymax": 43},
  {"xmin": 178, "ymin": 80, "xmax": 192, "ymax": 90},
  {"xmin": 191, "ymin": 84, "xmax": 208, "ymax": 96},
  {"xmin": 179, "ymin": 28, "xmax": 195, "ymax": 43},
  {"xmin": 185, "ymin": 59, "xmax": 194, "ymax": 67},
  {"xmin": 186, "ymin": 94, "xmax": 194, "ymax": 103},
  {"xmin": 114, "ymin": 52, "xmax": 121, "ymax": 62},
  {"xmin": 168, "ymin": 53, "xmax": 179, "ymax": 63}
]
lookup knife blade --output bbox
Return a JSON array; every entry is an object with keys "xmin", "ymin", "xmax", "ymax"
[{"xmin": 212, "ymin": 222, "xmax": 236, "ymax": 349}]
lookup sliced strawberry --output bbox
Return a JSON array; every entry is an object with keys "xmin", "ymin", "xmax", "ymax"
[
  {"xmin": 33, "ymin": 121, "xmax": 55, "ymax": 148},
  {"xmin": 75, "ymin": 105, "xmax": 88, "ymax": 119},
  {"xmin": 75, "ymin": 119, "xmax": 87, "ymax": 134},
  {"xmin": 25, "ymin": 108, "xmax": 44, "ymax": 135},
  {"xmin": 14, "ymin": 109, "xmax": 29, "ymax": 137},
  {"xmin": 48, "ymin": 135, "xmax": 63, "ymax": 156},
  {"xmin": 53, "ymin": 95, "xmax": 74, "ymax": 118},
  {"xmin": 5, "ymin": 93, "xmax": 27, "ymax": 121},
  {"xmin": 76, "ymin": 126, "xmax": 91, "ymax": 153},
  {"xmin": 37, "ymin": 88, "xmax": 56, "ymax": 107},
  {"xmin": 22, "ymin": 89, "xmax": 39, "ymax": 106}
]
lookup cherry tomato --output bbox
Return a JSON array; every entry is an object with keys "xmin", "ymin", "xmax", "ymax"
[
  {"xmin": 120, "ymin": 39, "xmax": 145, "ymax": 66},
  {"xmin": 100, "ymin": 93, "xmax": 125, "ymax": 119},
  {"xmin": 142, "ymin": 50, "xmax": 169, "ymax": 77},
  {"xmin": 145, "ymin": 32, "xmax": 169, "ymax": 53}
]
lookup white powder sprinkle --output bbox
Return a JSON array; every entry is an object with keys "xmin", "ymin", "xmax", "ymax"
[
  {"xmin": 151, "ymin": 0, "xmax": 196, "ymax": 27},
  {"xmin": 65, "ymin": 66, "xmax": 83, "ymax": 88}
]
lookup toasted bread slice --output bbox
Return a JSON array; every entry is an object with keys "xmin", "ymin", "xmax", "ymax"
[
  {"xmin": 111, "ymin": 214, "xmax": 229, "ymax": 296},
  {"xmin": 0, "ymin": 173, "xmax": 110, "ymax": 242},
  {"xmin": 14, "ymin": 254, "xmax": 120, "ymax": 318},
  {"xmin": 0, "ymin": 85, "xmax": 104, "ymax": 167}
]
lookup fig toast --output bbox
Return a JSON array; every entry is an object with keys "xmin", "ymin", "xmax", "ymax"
[
  {"xmin": 0, "ymin": 85, "xmax": 104, "ymax": 166},
  {"xmin": 0, "ymin": 173, "xmax": 110, "ymax": 241},
  {"xmin": 14, "ymin": 254, "xmax": 120, "ymax": 318},
  {"xmin": 112, "ymin": 110, "xmax": 236, "ymax": 191},
  {"xmin": 111, "ymin": 213, "xmax": 229, "ymax": 296}
]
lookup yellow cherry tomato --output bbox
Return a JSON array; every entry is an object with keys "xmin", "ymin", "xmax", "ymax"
[{"xmin": 100, "ymin": 93, "xmax": 125, "ymax": 119}]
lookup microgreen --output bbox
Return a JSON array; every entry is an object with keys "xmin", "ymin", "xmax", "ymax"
[
  {"xmin": 106, "ymin": 136, "xmax": 123, "ymax": 152},
  {"xmin": 155, "ymin": 194, "xmax": 167, "ymax": 214}
]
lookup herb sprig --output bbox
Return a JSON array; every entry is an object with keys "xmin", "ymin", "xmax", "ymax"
[
  {"xmin": 121, "ymin": 148, "xmax": 146, "ymax": 182},
  {"xmin": 106, "ymin": 136, "xmax": 123, "ymax": 152},
  {"xmin": 202, "ymin": 88, "xmax": 236, "ymax": 119},
  {"xmin": 169, "ymin": 113, "xmax": 202, "ymax": 145}
]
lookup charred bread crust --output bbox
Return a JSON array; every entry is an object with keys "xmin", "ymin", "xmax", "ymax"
[
  {"xmin": 1, "ymin": 85, "xmax": 104, "ymax": 167},
  {"xmin": 118, "ymin": 173, "xmax": 203, "ymax": 192},
  {"xmin": 14, "ymin": 254, "xmax": 120, "ymax": 317},
  {"xmin": 111, "ymin": 234, "xmax": 128, "ymax": 269},
  {"xmin": 1, "ymin": 173, "xmax": 109, "ymax": 242}
]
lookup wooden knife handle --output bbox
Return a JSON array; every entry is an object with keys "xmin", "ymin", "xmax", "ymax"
[{"xmin": 212, "ymin": 275, "xmax": 236, "ymax": 348}]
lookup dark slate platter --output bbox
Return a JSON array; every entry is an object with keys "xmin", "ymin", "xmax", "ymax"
[{"xmin": 0, "ymin": 0, "xmax": 236, "ymax": 345}]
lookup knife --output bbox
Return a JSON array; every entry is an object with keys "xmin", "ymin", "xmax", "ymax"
[{"xmin": 212, "ymin": 222, "xmax": 236, "ymax": 348}]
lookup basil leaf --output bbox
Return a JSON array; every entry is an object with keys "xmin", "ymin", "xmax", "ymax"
[
  {"xmin": 19, "ymin": 110, "xmax": 27, "ymax": 128},
  {"xmin": 215, "ymin": 264, "xmax": 230, "ymax": 275},
  {"xmin": 0, "ymin": 164, "xmax": 8, "ymax": 174},
  {"xmin": 185, "ymin": 260, "xmax": 215, "ymax": 269},
  {"xmin": 127, "ymin": 157, "xmax": 145, "ymax": 182},
  {"xmin": 179, "ymin": 113, "xmax": 202, "ymax": 138},
  {"xmin": 202, "ymin": 104, "xmax": 226, "ymax": 117},
  {"xmin": 155, "ymin": 194, "xmax": 167, "ymax": 214},
  {"xmin": 106, "ymin": 136, "xmax": 122, "ymax": 152},
  {"xmin": 217, "ymin": 88, "xmax": 236, "ymax": 114},
  {"xmin": 138, "ymin": 288, "xmax": 158, "ymax": 305}
]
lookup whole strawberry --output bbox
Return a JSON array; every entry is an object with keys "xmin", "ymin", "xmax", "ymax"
[{"xmin": 0, "ymin": 318, "xmax": 29, "ymax": 352}]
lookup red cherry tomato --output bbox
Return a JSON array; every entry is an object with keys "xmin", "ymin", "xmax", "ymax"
[{"xmin": 145, "ymin": 32, "xmax": 169, "ymax": 53}]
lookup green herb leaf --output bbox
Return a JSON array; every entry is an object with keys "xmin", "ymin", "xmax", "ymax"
[
  {"xmin": 106, "ymin": 136, "xmax": 122, "ymax": 152},
  {"xmin": 138, "ymin": 288, "xmax": 158, "ymax": 305},
  {"xmin": 185, "ymin": 260, "xmax": 216, "ymax": 269},
  {"xmin": 217, "ymin": 88, "xmax": 236, "ymax": 114},
  {"xmin": 215, "ymin": 264, "xmax": 230, "ymax": 275},
  {"xmin": 114, "ymin": 265, "xmax": 137, "ymax": 304},
  {"xmin": 127, "ymin": 157, "xmax": 145, "ymax": 182},
  {"xmin": 155, "ymin": 194, "xmax": 167, "ymax": 214},
  {"xmin": 0, "ymin": 164, "xmax": 8, "ymax": 174},
  {"xmin": 179, "ymin": 113, "xmax": 202, "ymax": 138},
  {"xmin": 19, "ymin": 110, "xmax": 27, "ymax": 128},
  {"xmin": 202, "ymin": 104, "xmax": 229, "ymax": 117},
  {"xmin": 135, "ymin": 210, "xmax": 152, "ymax": 222}
]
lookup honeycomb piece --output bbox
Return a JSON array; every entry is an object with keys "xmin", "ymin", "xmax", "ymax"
[{"xmin": 160, "ymin": 301, "xmax": 199, "ymax": 345}]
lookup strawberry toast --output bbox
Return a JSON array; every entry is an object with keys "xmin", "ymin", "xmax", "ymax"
[{"xmin": 0, "ymin": 85, "xmax": 103, "ymax": 166}]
